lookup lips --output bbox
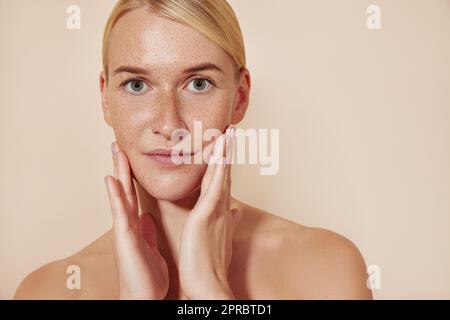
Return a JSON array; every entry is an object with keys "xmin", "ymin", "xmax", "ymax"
[
  {"xmin": 144, "ymin": 147, "xmax": 195, "ymax": 156},
  {"xmin": 144, "ymin": 148, "xmax": 195, "ymax": 167}
]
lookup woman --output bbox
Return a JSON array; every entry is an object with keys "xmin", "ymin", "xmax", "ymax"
[{"xmin": 14, "ymin": 0, "xmax": 372, "ymax": 300}]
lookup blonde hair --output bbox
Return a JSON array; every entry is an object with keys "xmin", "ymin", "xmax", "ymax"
[{"xmin": 102, "ymin": 0, "xmax": 246, "ymax": 79}]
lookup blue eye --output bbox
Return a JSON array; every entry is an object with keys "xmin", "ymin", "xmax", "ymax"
[
  {"xmin": 124, "ymin": 79, "xmax": 148, "ymax": 94},
  {"xmin": 186, "ymin": 78, "xmax": 213, "ymax": 93}
]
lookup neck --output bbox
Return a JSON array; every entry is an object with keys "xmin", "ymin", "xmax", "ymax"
[
  {"xmin": 135, "ymin": 181, "xmax": 200, "ymax": 267},
  {"xmin": 132, "ymin": 180, "xmax": 242, "ymax": 299}
]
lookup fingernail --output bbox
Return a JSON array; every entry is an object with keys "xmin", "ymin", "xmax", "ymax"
[{"xmin": 111, "ymin": 142, "xmax": 116, "ymax": 155}]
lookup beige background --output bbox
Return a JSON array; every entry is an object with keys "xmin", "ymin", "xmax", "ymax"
[{"xmin": 1, "ymin": 0, "xmax": 449, "ymax": 299}]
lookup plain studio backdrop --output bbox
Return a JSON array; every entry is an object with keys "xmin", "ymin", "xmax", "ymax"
[{"xmin": 1, "ymin": 0, "xmax": 449, "ymax": 299}]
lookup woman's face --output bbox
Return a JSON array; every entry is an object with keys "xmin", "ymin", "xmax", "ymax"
[{"xmin": 100, "ymin": 8, "xmax": 250, "ymax": 201}]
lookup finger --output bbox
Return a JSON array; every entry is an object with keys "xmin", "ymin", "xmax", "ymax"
[
  {"xmin": 201, "ymin": 138, "xmax": 215, "ymax": 165},
  {"xmin": 115, "ymin": 145, "xmax": 138, "ymax": 219},
  {"xmin": 224, "ymin": 163, "xmax": 231, "ymax": 212},
  {"xmin": 140, "ymin": 213, "xmax": 158, "ymax": 249},
  {"xmin": 224, "ymin": 128, "xmax": 234, "ymax": 188},
  {"xmin": 105, "ymin": 175, "xmax": 132, "ymax": 233},
  {"xmin": 225, "ymin": 126, "xmax": 235, "ymax": 165},
  {"xmin": 201, "ymin": 134, "xmax": 225, "ymax": 195},
  {"xmin": 112, "ymin": 142, "xmax": 118, "ymax": 178},
  {"xmin": 211, "ymin": 133, "xmax": 226, "ymax": 165},
  {"xmin": 200, "ymin": 142, "xmax": 216, "ymax": 195},
  {"xmin": 202, "ymin": 126, "xmax": 234, "ymax": 202},
  {"xmin": 203, "ymin": 155, "xmax": 226, "ymax": 205},
  {"xmin": 223, "ymin": 129, "xmax": 234, "ymax": 211},
  {"xmin": 229, "ymin": 208, "xmax": 241, "ymax": 241}
]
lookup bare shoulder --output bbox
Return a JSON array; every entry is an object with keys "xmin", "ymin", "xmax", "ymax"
[
  {"xmin": 236, "ymin": 203, "xmax": 372, "ymax": 299},
  {"xmin": 14, "ymin": 231, "xmax": 117, "ymax": 300},
  {"xmin": 13, "ymin": 258, "xmax": 75, "ymax": 300},
  {"xmin": 282, "ymin": 226, "xmax": 373, "ymax": 299}
]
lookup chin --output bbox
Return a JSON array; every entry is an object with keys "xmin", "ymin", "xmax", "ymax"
[
  {"xmin": 133, "ymin": 162, "xmax": 206, "ymax": 202},
  {"xmin": 145, "ymin": 181, "xmax": 201, "ymax": 201}
]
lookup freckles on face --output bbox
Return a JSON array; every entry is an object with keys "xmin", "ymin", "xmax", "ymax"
[{"xmin": 104, "ymin": 7, "xmax": 237, "ymax": 201}]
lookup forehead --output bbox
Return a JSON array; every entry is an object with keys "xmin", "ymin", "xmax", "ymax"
[{"xmin": 107, "ymin": 7, "xmax": 234, "ymax": 73}]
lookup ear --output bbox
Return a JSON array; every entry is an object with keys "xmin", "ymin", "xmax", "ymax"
[
  {"xmin": 99, "ymin": 71, "xmax": 113, "ymax": 127},
  {"xmin": 230, "ymin": 67, "xmax": 251, "ymax": 125}
]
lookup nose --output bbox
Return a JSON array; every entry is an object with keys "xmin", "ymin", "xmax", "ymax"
[{"xmin": 151, "ymin": 89, "xmax": 187, "ymax": 141}]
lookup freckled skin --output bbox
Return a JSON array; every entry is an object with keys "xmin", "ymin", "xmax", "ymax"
[
  {"xmin": 12, "ymin": 7, "xmax": 373, "ymax": 301},
  {"xmin": 102, "ymin": 8, "xmax": 242, "ymax": 201}
]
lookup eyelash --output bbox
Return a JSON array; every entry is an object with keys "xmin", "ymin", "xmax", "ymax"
[
  {"xmin": 120, "ymin": 76, "xmax": 216, "ymax": 94},
  {"xmin": 120, "ymin": 78, "xmax": 147, "ymax": 93},
  {"xmin": 193, "ymin": 75, "xmax": 216, "ymax": 87}
]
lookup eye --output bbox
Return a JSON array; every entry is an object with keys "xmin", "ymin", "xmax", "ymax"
[
  {"xmin": 186, "ymin": 78, "xmax": 213, "ymax": 93},
  {"xmin": 124, "ymin": 79, "xmax": 148, "ymax": 94}
]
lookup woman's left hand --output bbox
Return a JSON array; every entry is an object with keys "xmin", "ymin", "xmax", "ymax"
[{"xmin": 178, "ymin": 127, "xmax": 241, "ymax": 300}]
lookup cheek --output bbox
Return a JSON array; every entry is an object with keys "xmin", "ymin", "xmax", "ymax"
[
  {"xmin": 109, "ymin": 94, "xmax": 150, "ymax": 151},
  {"xmin": 182, "ymin": 92, "xmax": 232, "ymax": 132},
  {"xmin": 106, "ymin": 90, "xmax": 232, "ymax": 200}
]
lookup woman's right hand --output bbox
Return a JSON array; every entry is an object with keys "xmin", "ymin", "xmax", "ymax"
[{"xmin": 104, "ymin": 142, "xmax": 169, "ymax": 300}]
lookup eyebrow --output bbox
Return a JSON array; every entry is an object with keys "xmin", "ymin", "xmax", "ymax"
[
  {"xmin": 184, "ymin": 62, "xmax": 224, "ymax": 74},
  {"xmin": 112, "ymin": 62, "xmax": 224, "ymax": 76}
]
